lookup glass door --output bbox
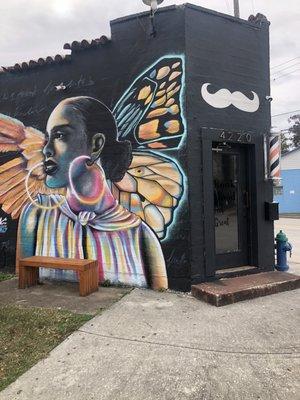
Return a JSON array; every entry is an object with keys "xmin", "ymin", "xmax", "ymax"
[{"xmin": 213, "ymin": 143, "xmax": 250, "ymax": 268}]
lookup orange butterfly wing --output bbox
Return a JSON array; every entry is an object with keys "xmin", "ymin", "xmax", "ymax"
[
  {"xmin": 113, "ymin": 56, "xmax": 185, "ymax": 150},
  {"xmin": 0, "ymin": 114, "xmax": 65, "ymax": 219},
  {"xmin": 112, "ymin": 56, "xmax": 186, "ymax": 238},
  {"xmin": 112, "ymin": 152, "xmax": 184, "ymax": 239}
]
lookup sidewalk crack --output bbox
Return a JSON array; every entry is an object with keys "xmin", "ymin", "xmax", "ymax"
[{"xmin": 77, "ymin": 329, "xmax": 300, "ymax": 357}]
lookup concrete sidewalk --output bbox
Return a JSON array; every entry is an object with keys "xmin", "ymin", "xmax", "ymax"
[
  {"xmin": 275, "ymin": 218, "xmax": 300, "ymax": 265},
  {"xmin": 1, "ymin": 287, "xmax": 299, "ymax": 400},
  {"xmin": 0, "ymin": 278, "xmax": 131, "ymax": 315}
]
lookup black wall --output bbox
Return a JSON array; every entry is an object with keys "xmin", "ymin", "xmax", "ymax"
[
  {"xmin": 0, "ymin": 5, "xmax": 191, "ymax": 290},
  {"xmin": 184, "ymin": 4, "xmax": 274, "ymax": 282},
  {"xmin": 0, "ymin": 3, "xmax": 274, "ymax": 289}
]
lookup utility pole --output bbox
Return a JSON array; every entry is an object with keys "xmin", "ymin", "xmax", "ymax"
[{"xmin": 233, "ymin": 0, "xmax": 240, "ymax": 18}]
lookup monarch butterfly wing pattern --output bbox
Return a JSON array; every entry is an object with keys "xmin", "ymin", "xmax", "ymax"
[
  {"xmin": 113, "ymin": 77, "xmax": 158, "ymax": 143},
  {"xmin": 0, "ymin": 113, "xmax": 64, "ymax": 219},
  {"xmin": 112, "ymin": 57, "xmax": 186, "ymax": 238},
  {"xmin": 112, "ymin": 152, "xmax": 184, "ymax": 240},
  {"xmin": 113, "ymin": 56, "xmax": 185, "ymax": 150}
]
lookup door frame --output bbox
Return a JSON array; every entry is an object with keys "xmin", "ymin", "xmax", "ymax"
[{"xmin": 202, "ymin": 128, "xmax": 259, "ymax": 279}]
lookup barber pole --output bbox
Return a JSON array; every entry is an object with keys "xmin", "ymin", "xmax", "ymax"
[{"xmin": 269, "ymin": 132, "xmax": 281, "ymax": 185}]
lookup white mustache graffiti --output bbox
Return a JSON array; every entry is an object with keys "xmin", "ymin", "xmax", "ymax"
[{"xmin": 201, "ymin": 83, "xmax": 260, "ymax": 113}]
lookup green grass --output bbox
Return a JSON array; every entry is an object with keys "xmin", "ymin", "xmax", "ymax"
[
  {"xmin": 0, "ymin": 306, "xmax": 92, "ymax": 391},
  {"xmin": 0, "ymin": 273, "xmax": 15, "ymax": 282}
]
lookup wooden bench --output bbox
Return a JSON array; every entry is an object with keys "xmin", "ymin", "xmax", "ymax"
[{"xmin": 18, "ymin": 256, "xmax": 98, "ymax": 297}]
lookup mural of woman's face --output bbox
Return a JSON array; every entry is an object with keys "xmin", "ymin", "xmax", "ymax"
[{"xmin": 43, "ymin": 100, "xmax": 90, "ymax": 188}]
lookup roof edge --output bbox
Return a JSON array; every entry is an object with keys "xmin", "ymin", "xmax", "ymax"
[
  {"xmin": 63, "ymin": 35, "xmax": 110, "ymax": 51},
  {"xmin": 1, "ymin": 54, "xmax": 71, "ymax": 74},
  {"xmin": 1, "ymin": 3, "xmax": 269, "ymax": 74},
  {"xmin": 111, "ymin": 4, "xmax": 177, "ymax": 25},
  {"xmin": 111, "ymin": 2, "xmax": 269, "ymax": 28},
  {"xmin": 1, "ymin": 35, "xmax": 111, "ymax": 75},
  {"xmin": 185, "ymin": 3, "xmax": 269, "ymax": 27}
]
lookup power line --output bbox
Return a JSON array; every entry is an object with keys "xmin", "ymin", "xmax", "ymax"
[
  {"xmin": 271, "ymin": 56, "xmax": 300, "ymax": 70},
  {"xmin": 272, "ymin": 68, "xmax": 300, "ymax": 81},
  {"xmin": 272, "ymin": 110, "xmax": 300, "ymax": 118},
  {"xmin": 271, "ymin": 62, "xmax": 300, "ymax": 76},
  {"xmin": 251, "ymin": 0, "xmax": 255, "ymax": 14}
]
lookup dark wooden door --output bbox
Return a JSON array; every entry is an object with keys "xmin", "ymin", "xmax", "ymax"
[{"xmin": 213, "ymin": 143, "xmax": 250, "ymax": 268}]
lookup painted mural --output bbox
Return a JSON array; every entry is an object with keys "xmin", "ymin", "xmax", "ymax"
[{"xmin": 0, "ymin": 56, "xmax": 186, "ymax": 290}]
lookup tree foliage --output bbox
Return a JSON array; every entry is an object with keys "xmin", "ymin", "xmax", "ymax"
[
  {"xmin": 280, "ymin": 132, "xmax": 290, "ymax": 153},
  {"xmin": 279, "ymin": 114, "xmax": 300, "ymax": 153},
  {"xmin": 288, "ymin": 114, "xmax": 300, "ymax": 148}
]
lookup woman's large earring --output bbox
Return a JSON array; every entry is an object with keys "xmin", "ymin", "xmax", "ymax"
[{"xmin": 68, "ymin": 155, "xmax": 105, "ymax": 205}]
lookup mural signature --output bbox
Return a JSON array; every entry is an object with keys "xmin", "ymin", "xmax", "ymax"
[
  {"xmin": 13, "ymin": 105, "xmax": 47, "ymax": 118},
  {"xmin": 0, "ymin": 87, "xmax": 37, "ymax": 102},
  {"xmin": 166, "ymin": 247, "xmax": 189, "ymax": 266},
  {"xmin": 43, "ymin": 75, "xmax": 95, "ymax": 95}
]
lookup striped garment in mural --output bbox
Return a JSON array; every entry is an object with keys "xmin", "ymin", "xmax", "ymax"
[{"xmin": 21, "ymin": 194, "xmax": 166, "ymax": 287}]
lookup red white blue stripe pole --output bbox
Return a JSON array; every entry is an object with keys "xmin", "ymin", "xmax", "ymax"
[{"xmin": 269, "ymin": 130, "xmax": 281, "ymax": 185}]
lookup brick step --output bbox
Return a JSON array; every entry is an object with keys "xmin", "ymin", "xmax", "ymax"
[
  {"xmin": 192, "ymin": 271, "xmax": 300, "ymax": 307},
  {"xmin": 215, "ymin": 265, "xmax": 258, "ymax": 279}
]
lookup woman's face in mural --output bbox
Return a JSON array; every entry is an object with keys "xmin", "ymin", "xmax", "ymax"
[{"xmin": 43, "ymin": 101, "xmax": 91, "ymax": 188}]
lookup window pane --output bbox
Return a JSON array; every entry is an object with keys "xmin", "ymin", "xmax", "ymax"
[{"xmin": 213, "ymin": 152, "xmax": 239, "ymax": 254}]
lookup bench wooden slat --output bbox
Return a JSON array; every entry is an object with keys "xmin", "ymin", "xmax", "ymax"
[
  {"xmin": 19, "ymin": 256, "xmax": 95, "ymax": 271},
  {"xmin": 18, "ymin": 256, "xmax": 98, "ymax": 297}
]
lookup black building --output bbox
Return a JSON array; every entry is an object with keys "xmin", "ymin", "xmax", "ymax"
[{"xmin": 0, "ymin": 4, "xmax": 276, "ymax": 291}]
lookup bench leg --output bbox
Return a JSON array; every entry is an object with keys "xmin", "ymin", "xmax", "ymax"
[
  {"xmin": 91, "ymin": 264, "xmax": 99, "ymax": 292},
  {"xmin": 79, "ymin": 271, "xmax": 87, "ymax": 296},
  {"xmin": 79, "ymin": 266, "xmax": 98, "ymax": 297},
  {"xmin": 19, "ymin": 266, "xmax": 39, "ymax": 289}
]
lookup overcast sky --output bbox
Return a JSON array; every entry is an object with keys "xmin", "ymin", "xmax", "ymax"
[{"xmin": 0, "ymin": 0, "xmax": 299, "ymax": 130}]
